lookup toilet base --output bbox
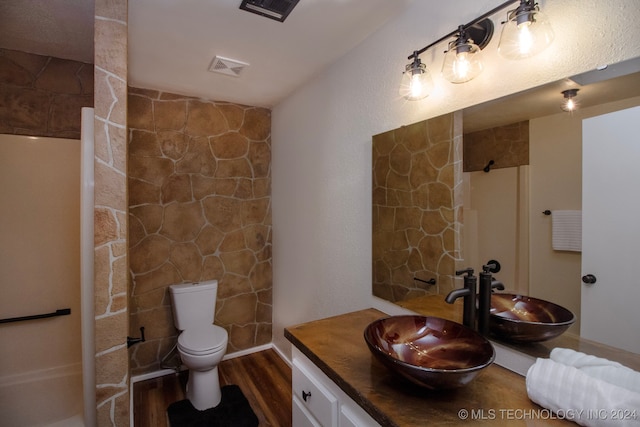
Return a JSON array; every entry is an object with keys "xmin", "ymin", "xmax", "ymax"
[{"xmin": 186, "ymin": 366, "xmax": 222, "ymax": 411}]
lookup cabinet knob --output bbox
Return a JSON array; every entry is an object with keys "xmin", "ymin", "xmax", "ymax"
[
  {"xmin": 302, "ymin": 390, "xmax": 312, "ymax": 402},
  {"xmin": 581, "ymin": 274, "xmax": 597, "ymax": 285}
]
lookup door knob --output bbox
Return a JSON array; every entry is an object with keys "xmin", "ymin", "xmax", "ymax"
[{"xmin": 581, "ymin": 274, "xmax": 597, "ymax": 284}]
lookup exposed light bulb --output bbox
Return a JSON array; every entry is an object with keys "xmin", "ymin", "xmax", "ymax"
[
  {"xmin": 410, "ymin": 73, "xmax": 425, "ymax": 98},
  {"xmin": 400, "ymin": 56, "xmax": 433, "ymax": 100},
  {"xmin": 516, "ymin": 22, "xmax": 534, "ymax": 56},
  {"xmin": 455, "ymin": 52, "xmax": 471, "ymax": 79},
  {"xmin": 442, "ymin": 25, "xmax": 484, "ymax": 84},
  {"xmin": 498, "ymin": 0, "xmax": 554, "ymax": 60},
  {"xmin": 442, "ymin": 41, "xmax": 483, "ymax": 83},
  {"xmin": 561, "ymin": 89, "xmax": 579, "ymax": 112},
  {"xmin": 564, "ymin": 98, "xmax": 576, "ymax": 111}
]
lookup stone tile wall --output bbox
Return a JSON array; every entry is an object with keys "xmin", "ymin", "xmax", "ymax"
[
  {"xmin": 372, "ymin": 112, "xmax": 463, "ymax": 303},
  {"xmin": 127, "ymin": 87, "xmax": 272, "ymax": 376},
  {"xmin": 463, "ymin": 121, "xmax": 529, "ymax": 172},
  {"xmin": 93, "ymin": 0, "xmax": 130, "ymax": 425},
  {"xmin": 0, "ymin": 48, "xmax": 93, "ymax": 138}
]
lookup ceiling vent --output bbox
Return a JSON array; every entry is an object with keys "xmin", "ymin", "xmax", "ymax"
[
  {"xmin": 239, "ymin": 0, "xmax": 300, "ymax": 22},
  {"xmin": 208, "ymin": 56, "xmax": 249, "ymax": 77}
]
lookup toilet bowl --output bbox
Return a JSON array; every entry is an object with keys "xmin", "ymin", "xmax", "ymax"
[
  {"xmin": 170, "ymin": 281, "xmax": 228, "ymax": 410},
  {"xmin": 177, "ymin": 325, "xmax": 228, "ymax": 410}
]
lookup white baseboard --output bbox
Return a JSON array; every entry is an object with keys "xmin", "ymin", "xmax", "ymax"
[
  {"xmin": 222, "ymin": 343, "xmax": 273, "ymax": 361},
  {"xmin": 271, "ymin": 342, "xmax": 292, "ymax": 368},
  {"xmin": 131, "ymin": 368, "xmax": 180, "ymax": 384},
  {"xmin": 131, "ymin": 342, "xmax": 285, "ymax": 385}
]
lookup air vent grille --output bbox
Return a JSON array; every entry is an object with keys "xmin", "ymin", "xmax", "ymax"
[
  {"xmin": 208, "ymin": 56, "xmax": 249, "ymax": 77},
  {"xmin": 239, "ymin": 0, "xmax": 300, "ymax": 22}
]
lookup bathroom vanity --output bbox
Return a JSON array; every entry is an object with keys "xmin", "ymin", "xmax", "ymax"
[{"xmin": 285, "ymin": 308, "xmax": 574, "ymax": 426}]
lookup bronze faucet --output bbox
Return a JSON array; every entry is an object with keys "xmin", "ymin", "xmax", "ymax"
[
  {"xmin": 445, "ymin": 268, "xmax": 477, "ymax": 330},
  {"xmin": 478, "ymin": 263, "xmax": 505, "ymax": 336},
  {"xmin": 445, "ymin": 263, "xmax": 505, "ymax": 335}
]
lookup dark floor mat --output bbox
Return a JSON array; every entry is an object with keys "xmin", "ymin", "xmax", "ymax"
[{"xmin": 167, "ymin": 385, "xmax": 259, "ymax": 427}]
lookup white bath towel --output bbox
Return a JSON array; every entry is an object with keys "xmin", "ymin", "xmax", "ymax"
[
  {"xmin": 551, "ymin": 348, "xmax": 640, "ymax": 393},
  {"xmin": 527, "ymin": 358, "xmax": 640, "ymax": 427},
  {"xmin": 551, "ymin": 210, "xmax": 582, "ymax": 251}
]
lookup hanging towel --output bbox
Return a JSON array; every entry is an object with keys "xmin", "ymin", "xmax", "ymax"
[
  {"xmin": 526, "ymin": 356, "xmax": 640, "ymax": 427},
  {"xmin": 551, "ymin": 210, "xmax": 582, "ymax": 252}
]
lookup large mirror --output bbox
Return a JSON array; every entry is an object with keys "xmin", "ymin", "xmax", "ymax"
[{"xmin": 372, "ymin": 56, "xmax": 640, "ymax": 357}]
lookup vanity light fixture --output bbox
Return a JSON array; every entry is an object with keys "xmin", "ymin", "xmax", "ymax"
[
  {"xmin": 399, "ymin": 52, "xmax": 434, "ymax": 100},
  {"xmin": 401, "ymin": 0, "xmax": 553, "ymax": 100},
  {"xmin": 497, "ymin": 0, "xmax": 554, "ymax": 60},
  {"xmin": 561, "ymin": 89, "xmax": 579, "ymax": 112}
]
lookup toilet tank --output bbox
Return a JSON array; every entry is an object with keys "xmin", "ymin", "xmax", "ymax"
[{"xmin": 169, "ymin": 280, "xmax": 218, "ymax": 330}]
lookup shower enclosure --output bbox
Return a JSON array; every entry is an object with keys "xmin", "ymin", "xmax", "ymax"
[
  {"xmin": 0, "ymin": 108, "xmax": 95, "ymax": 426},
  {"xmin": 462, "ymin": 165, "xmax": 530, "ymax": 295}
]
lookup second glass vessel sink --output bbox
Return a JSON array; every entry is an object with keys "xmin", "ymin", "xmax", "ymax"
[{"xmin": 490, "ymin": 293, "xmax": 575, "ymax": 342}]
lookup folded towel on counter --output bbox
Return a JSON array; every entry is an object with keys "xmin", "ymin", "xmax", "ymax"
[
  {"xmin": 551, "ymin": 210, "xmax": 582, "ymax": 252},
  {"xmin": 526, "ymin": 356, "xmax": 640, "ymax": 427},
  {"xmin": 551, "ymin": 348, "xmax": 640, "ymax": 393}
]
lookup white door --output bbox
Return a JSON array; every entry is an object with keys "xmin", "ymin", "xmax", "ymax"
[{"xmin": 581, "ymin": 105, "xmax": 640, "ymax": 354}]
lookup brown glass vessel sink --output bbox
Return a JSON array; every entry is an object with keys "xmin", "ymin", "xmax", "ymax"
[
  {"xmin": 364, "ymin": 315, "xmax": 495, "ymax": 390},
  {"xmin": 490, "ymin": 293, "xmax": 576, "ymax": 342}
]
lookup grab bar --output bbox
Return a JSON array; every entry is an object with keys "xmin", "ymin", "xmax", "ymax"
[{"xmin": 0, "ymin": 308, "xmax": 71, "ymax": 324}]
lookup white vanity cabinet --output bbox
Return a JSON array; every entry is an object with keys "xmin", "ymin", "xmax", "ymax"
[{"xmin": 292, "ymin": 348, "xmax": 380, "ymax": 427}]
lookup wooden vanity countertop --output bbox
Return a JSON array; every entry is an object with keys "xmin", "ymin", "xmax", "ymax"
[{"xmin": 285, "ymin": 308, "xmax": 574, "ymax": 427}]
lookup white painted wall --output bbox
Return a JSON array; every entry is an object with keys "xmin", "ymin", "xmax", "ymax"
[{"xmin": 271, "ymin": 0, "xmax": 640, "ymax": 357}]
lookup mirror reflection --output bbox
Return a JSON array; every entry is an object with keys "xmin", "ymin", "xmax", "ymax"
[{"xmin": 372, "ymin": 56, "xmax": 640, "ymax": 353}]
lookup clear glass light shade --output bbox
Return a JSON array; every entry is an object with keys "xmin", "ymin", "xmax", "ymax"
[
  {"xmin": 498, "ymin": 8, "xmax": 554, "ymax": 60},
  {"xmin": 442, "ymin": 42, "xmax": 484, "ymax": 83},
  {"xmin": 399, "ymin": 61, "xmax": 433, "ymax": 100},
  {"xmin": 561, "ymin": 89, "xmax": 579, "ymax": 112}
]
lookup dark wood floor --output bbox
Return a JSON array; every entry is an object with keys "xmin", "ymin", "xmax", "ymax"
[{"xmin": 133, "ymin": 349, "xmax": 292, "ymax": 427}]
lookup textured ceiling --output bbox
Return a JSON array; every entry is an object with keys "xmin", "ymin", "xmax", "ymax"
[
  {"xmin": 0, "ymin": 0, "xmax": 95, "ymax": 63},
  {"xmin": 0, "ymin": 0, "xmax": 410, "ymax": 108},
  {"xmin": 2, "ymin": 1, "xmax": 637, "ymax": 114}
]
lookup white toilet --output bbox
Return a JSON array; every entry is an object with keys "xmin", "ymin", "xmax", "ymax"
[{"xmin": 169, "ymin": 280, "xmax": 228, "ymax": 411}]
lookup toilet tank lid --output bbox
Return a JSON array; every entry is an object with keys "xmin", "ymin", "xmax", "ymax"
[{"xmin": 170, "ymin": 280, "xmax": 218, "ymax": 294}]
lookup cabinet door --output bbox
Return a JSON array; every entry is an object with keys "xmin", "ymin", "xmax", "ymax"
[
  {"xmin": 292, "ymin": 358, "xmax": 338, "ymax": 427},
  {"xmin": 293, "ymin": 396, "xmax": 322, "ymax": 427},
  {"xmin": 341, "ymin": 405, "xmax": 375, "ymax": 427}
]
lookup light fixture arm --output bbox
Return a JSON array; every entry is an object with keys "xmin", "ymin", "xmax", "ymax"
[
  {"xmin": 451, "ymin": 26, "xmax": 470, "ymax": 54},
  {"xmin": 407, "ymin": 0, "xmax": 520, "ymax": 61},
  {"xmin": 409, "ymin": 51, "xmax": 422, "ymax": 71}
]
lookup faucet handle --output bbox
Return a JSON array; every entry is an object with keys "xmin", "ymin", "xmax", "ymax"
[
  {"xmin": 483, "ymin": 259, "xmax": 501, "ymax": 273},
  {"xmin": 455, "ymin": 267, "xmax": 474, "ymax": 276}
]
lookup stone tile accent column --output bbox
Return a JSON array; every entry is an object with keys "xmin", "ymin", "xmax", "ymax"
[{"xmin": 94, "ymin": 0, "xmax": 129, "ymax": 425}]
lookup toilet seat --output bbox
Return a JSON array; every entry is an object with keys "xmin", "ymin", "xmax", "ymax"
[{"xmin": 178, "ymin": 325, "xmax": 228, "ymax": 356}]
